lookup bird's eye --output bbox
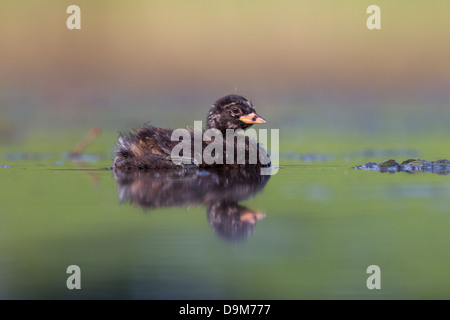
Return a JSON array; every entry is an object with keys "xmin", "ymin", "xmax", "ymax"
[{"xmin": 232, "ymin": 107, "xmax": 240, "ymax": 114}]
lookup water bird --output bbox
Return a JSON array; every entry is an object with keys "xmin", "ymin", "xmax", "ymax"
[{"xmin": 113, "ymin": 94, "xmax": 270, "ymax": 170}]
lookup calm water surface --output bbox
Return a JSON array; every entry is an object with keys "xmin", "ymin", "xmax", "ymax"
[{"xmin": 1, "ymin": 149, "xmax": 450, "ymax": 299}]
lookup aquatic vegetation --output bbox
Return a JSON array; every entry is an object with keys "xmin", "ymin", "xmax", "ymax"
[{"xmin": 354, "ymin": 159, "xmax": 450, "ymax": 174}]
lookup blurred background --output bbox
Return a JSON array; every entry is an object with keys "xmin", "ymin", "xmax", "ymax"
[
  {"xmin": 2, "ymin": 0, "xmax": 450, "ymax": 300},
  {"xmin": 1, "ymin": 0, "xmax": 449, "ymax": 154}
]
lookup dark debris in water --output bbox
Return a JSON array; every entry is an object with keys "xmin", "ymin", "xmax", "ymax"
[{"xmin": 354, "ymin": 159, "xmax": 450, "ymax": 175}]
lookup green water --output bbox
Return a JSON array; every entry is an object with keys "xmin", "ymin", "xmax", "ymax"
[{"xmin": 1, "ymin": 129, "xmax": 450, "ymax": 300}]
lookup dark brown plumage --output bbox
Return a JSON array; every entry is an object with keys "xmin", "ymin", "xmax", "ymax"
[{"xmin": 113, "ymin": 94, "xmax": 270, "ymax": 170}]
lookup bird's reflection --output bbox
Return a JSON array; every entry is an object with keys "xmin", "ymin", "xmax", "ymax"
[{"xmin": 113, "ymin": 167, "xmax": 271, "ymax": 242}]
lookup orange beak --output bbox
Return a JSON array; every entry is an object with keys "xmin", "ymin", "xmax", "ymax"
[
  {"xmin": 240, "ymin": 211, "xmax": 266, "ymax": 224},
  {"xmin": 239, "ymin": 113, "xmax": 266, "ymax": 124}
]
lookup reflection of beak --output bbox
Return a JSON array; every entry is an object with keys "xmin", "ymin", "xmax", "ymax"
[
  {"xmin": 239, "ymin": 113, "xmax": 266, "ymax": 124},
  {"xmin": 240, "ymin": 211, "xmax": 266, "ymax": 224}
]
